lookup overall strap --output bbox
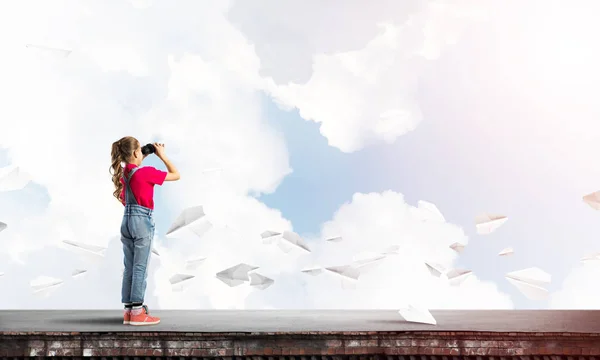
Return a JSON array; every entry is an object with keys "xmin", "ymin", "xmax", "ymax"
[{"xmin": 123, "ymin": 166, "xmax": 143, "ymax": 205}]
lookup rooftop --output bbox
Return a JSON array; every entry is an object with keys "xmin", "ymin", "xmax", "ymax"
[{"xmin": 2, "ymin": 309, "xmax": 600, "ymax": 333}]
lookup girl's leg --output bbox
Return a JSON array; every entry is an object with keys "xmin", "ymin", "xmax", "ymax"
[
  {"xmin": 121, "ymin": 236, "xmax": 135, "ymax": 304},
  {"xmin": 128, "ymin": 215, "xmax": 160, "ymax": 325},
  {"xmin": 121, "ymin": 217, "xmax": 135, "ymax": 305},
  {"xmin": 130, "ymin": 216, "xmax": 154, "ymax": 304}
]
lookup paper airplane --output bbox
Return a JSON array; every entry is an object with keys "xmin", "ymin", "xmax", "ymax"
[
  {"xmin": 278, "ymin": 231, "xmax": 311, "ymax": 253},
  {"xmin": 30, "ymin": 276, "xmax": 64, "ymax": 296},
  {"xmin": 444, "ymin": 268, "xmax": 472, "ymax": 286},
  {"xmin": 499, "ymin": 247, "xmax": 513, "ymax": 256},
  {"xmin": 424, "ymin": 262, "xmax": 445, "ymax": 277},
  {"xmin": 62, "ymin": 240, "xmax": 106, "ymax": 257},
  {"xmin": 425, "ymin": 262, "xmax": 472, "ymax": 286},
  {"xmin": 216, "ymin": 263, "xmax": 259, "ymax": 287},
  {"xmin": 325, "ymin": 236, "xmax": 343, "ymax": 242},
  {"xmin": 398, "ymin": 305, "xmax": 437, "ymax": 325},
  {"xmin": 417, "ymin": 200, "xmax": 446, "ymax": 222},
  {"xmin": 71, "ymin": 269, "xmax": 87, "ymax": 278},
  {"xmin": 0, "ymin": 222, "xmax": 6, "ymax": 233},
  {"xmin": 260, "ymin": 230, "xmax": 281, "ymax": 244},
  {"xmin": 0, "ymin": 166, "xmax": 31, "ymax": 192},
  {"xmin": 505, "ymin": 267, "xmax": 550, "ymax": 300},
  {"xmin": 581, "ymin": 252, "xmax": 600, "ymax": 263},
  {"xmin": 325, "ymin": 265, "xmax": 361, "ymax": 280},
  {"xmin": 449, "ymin": 242, "xmax": 465, "ymax": 253},
  {"xmin": 583, "ymin": 191, "xmax": 600, "ymax": 210},
  {"xmin": 301, "ymin": 266, "xmax": 323, "ymax": 276},
  {"xmin": 184, "ymin": 257, "xmax": 206, "ymax": 271},
  {"xmin": 475, "ymin": 214, "xmax": 507, "ymax": 234},
  {"xmin": 351, "ymin": 253, "xmax": 387, "ymax": 273},
  {"xmin": 249, "ymin": 272, "xmax": 274, "ymax": 290},
  {"xmin": 166, "ymin": 206, "xmax": 213, "ymax": 238},
  {"xmin": 0, "ymin": 272, "xmax": 4, "ymax": 277},
  {"xmin": 25, "ymin": 44, "xmax": 72, "ymax": 57},
  {"xmin": 151, "ymin": 247, "xmax": 160, "ymax": 256},
  {"xmin": 169, "ymin": 273, "xmax": 195, "ymax": 292}
]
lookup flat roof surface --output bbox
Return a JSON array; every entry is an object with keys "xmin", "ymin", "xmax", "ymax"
[{"xmin": 1, "ymin": 310, "xmax": 600, "ymax": 333}]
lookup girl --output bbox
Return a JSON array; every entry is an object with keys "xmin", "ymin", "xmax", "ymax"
[{"xmin": 110, "ymin": 136, "xmax": 180, "ymax": 326}]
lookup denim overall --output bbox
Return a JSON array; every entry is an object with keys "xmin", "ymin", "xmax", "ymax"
[{"xmin": 120, "ymin": 166, "xmax": 155, "ymax": 305}]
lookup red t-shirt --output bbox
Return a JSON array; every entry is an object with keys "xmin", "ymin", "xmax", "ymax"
[{"xmin": 119, "ymin": 163, "xmax": 168, "ymax": 209}]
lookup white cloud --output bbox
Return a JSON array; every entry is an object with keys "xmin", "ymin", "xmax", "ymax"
[
  {"xmin": 245, "ymin": 191, "xmax": 513, "ymax": 310},
  {"xmin": 548, "ymin": 261, "xmax": 600, "ymax": 309},
  {"xmin": 0, "ymin": 1, "xmax": 511, "ymax": 311},
  {"xmin": 233, "ymin": 0, "xmax": 491, "ymax": 152}
]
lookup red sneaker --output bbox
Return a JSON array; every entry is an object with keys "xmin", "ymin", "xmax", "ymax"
[
  {"xmin": 123, "ymin": 309, "xmax": 131, "ymax": 325},
  {"xmin": 129, "ymin": 305, "xmax": 160, "ymax": 326}
]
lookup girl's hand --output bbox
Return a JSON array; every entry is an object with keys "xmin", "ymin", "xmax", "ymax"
[{"xmin": 154, "ymin": 143, "xmax": 165, "ymax": 158}]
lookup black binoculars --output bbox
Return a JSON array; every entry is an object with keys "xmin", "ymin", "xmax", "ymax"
[{"xmin": 141, "ymin": 143, "xmax": 156, "ymax": 156}]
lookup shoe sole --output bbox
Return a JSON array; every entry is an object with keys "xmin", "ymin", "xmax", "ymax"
[
  {"xmin": 123, "ymin": 321, "xmax": 130, "ymax": 325},
  {"xmin": 130, "ymin": 320, "xmax": 160, "ymax": 326}
]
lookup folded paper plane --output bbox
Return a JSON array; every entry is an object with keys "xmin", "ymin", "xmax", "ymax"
[
  {"xmin": 425, "ymin": 262, "xmax": 472, "ymax": 286},
  {"xmin": 216, "ymin": 263, "xmax": 259, "ymax": 287},
  {"xmin": 169, "ymin": 273, "xmax": 195, "ymax": 292},
  {"xmin": 301, "ymin": 266, "xmax": 323, "ymax": 276},
  {"xmin": 581, "ymin": 252, "xmax": 600, "ymax": 263},
  {"xmin": 249, "ymin": 272, "xmax": 274, "ymax": 290},
  {"xmin": 499, "ymin": 247, "xmax": 513, "ymax": 256},
  {"xmin": 30, "ymin": 276, "xmax": 64, "ymax": 296},
  {"xmin": 260, "ymin": 230, "xmax": 281, "ymax": 244},
  {"xmin": 475, "ymin": 214, "xmax": 507, "ymax": 234},
  {"xmin": 444, "ymin": 268, "xmax": 472, "ymax": 286},
  {"xmin": 583, "ymin": 191, "xmax": 600, "ymax": 210},
  {"xmin": 505, "ymin": 267, "xmax": 550, "ymax": 300},
  {"xmin": 62, "ymin": 240, "xmax": 106, "ymax": 257},
  {"xmin": 185, "ymin": 257, "xmax": 207, "ymax": 271},
  {"xmin": 0, "ymin": 222, "xmax": 6, "ymax": 233},
  {"xmin": 26, "ymin": 44, "xmax": 72, "ymax": 57},
  {"xmin": 325, "ymin": 265, "xmax": 361, "ymax": 280},
  {"xmin": 278, "ymin": 231, "xmax": 311, "ymax": 253},
  {"xmin": 351, "ymin": 253, "xmax": 387, "ymax": 273},
  {"xmin": 449, "ymin": 242, "xmax": 465, "ymax": 253},
  {"xmin": 325, "ymin": 236, "xmax": 343, "ymax": 242},
  {"xmin": 166, "ymin": 206, "xmax": 213, "ymax": 238},
  {"xmin": 71, "ymin": 269, "xmax": 87, "ymax": 278},
  {"xmin": 424, "ymin": 261, "xmax": 445, "ymax": 278},
  {"xmin": 398, "ymin": 305, "xmax": 437, "ymax": 325}
]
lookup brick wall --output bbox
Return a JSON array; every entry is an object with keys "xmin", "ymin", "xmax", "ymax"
[{"xmin": 3, "ymin": 331, "xmax": 600, "ymax": 358}]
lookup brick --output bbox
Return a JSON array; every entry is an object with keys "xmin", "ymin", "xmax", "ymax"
[
  {"xmin": 480, "ymin": 340, "xmax": 498, "ymax": 348},
  {"xmin": 29, "ymin": 347, "xmax": 44, "ymax": 357},
  {"xmin": 463, "ymin": 347, "xmax": 489, "ymax": 356},
  {"xmin": 462, "ymin": 340, "xmax": 481, "ymax": 348},
  {"xmin": 444, "ymin": 339, "xmax": 460, "ymax": 348},
  {"xmin": 564, "ymin": 347, "xmax": 582, "ymax": 355},
  {"xmin": 191, "ymin": 349, "xmax": 210, "ymax": 356},
  {"xmin": 165, "ymin": 340, "xmax": 183, "ymax": 348},
  {"xmin": 28, "ymin": 340, "xmax": 45, "ymax": 348},
  {"xmin": 326, "ymin": 340, "xmax": 343, "ymax": 347}
]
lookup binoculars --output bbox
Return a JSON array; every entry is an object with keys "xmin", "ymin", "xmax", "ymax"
[{"xmin": 141, "ymin": 143, "xmax": 156, "ymax": 156}]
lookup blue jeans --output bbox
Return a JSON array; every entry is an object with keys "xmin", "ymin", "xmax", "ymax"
[{"xmin": 120, "ymin": 204, "xmax": 155, "ymax": 304}]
